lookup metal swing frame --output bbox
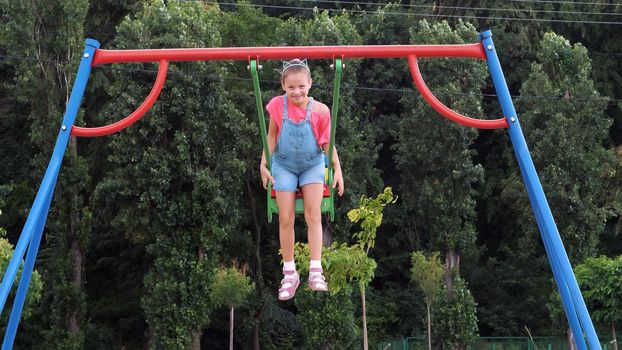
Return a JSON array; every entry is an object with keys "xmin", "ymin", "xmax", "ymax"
[{"xmin": 0, "ymin": 31, "xmax": 603, "ymax": 349}]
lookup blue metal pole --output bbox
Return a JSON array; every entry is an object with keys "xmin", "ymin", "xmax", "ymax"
[
  {"xmin": 3, "ymin": 180, "xmax": 55, "ymax": 349},
  {"xmin": 0, "ymin": 38, "xmax": 99, "ymax": 349},
  {"xmin": 532, "ymin": 204, "xmax": 587, "ymax": 349},
  {"xmin": 531, "ymin": 193, "xmax": 588, "ymax": 348},
  {"xmin": 479, "ymin": 30, "xmax": 601, "ymax": 349}
]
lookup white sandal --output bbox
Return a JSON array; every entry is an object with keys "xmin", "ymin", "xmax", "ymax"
[
  {"xmin": 308, "ymin": 267, "xmax": 328, "ymax": 292},
  {"xmin": 278, "ymin": 270, "xmax": 300, "ymax": 300}
]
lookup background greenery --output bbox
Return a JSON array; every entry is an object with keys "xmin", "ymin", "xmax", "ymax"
[{"xmin": 0, "ymin": 0, "xmax": 621, "ymax": 349}]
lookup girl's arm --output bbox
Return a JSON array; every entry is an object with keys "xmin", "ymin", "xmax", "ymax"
[{"xmin": 260, "ymin": 118, "xmax": 277, "ymax": 189}]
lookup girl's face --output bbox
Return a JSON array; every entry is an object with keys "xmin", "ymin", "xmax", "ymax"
[{"xmin": 281, "ymin": 71, "xmax": 312, "ymax": 106}]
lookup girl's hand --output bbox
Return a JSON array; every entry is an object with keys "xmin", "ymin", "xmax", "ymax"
[
  {"xmin": 260, "ymin": 163, "xmax": 275, "ymax": 190},
  {"xmin": 333, "ymin": 169, "xmax": 344, "ymax": 196}
]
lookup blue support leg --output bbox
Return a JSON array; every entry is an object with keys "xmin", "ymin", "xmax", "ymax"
[
  {"xmin": 479, "ymin": 30, "xmax": 601, "ymax": 349},
  {"xmin": 0, "ymin": 38, "xmax": 99, "ymax": 349},
  {"xmin": 533, "ymin": 202, "xmax": 587, "ymax": 349},
  {"xmin": 541, "ymin": 219, "xmax": 587, "ymax": 349},
  {"xmin": 0, "ymin": 166, "xmax": 60, "ymax": 313},
  {"xmin": 2, "ymin": 180, "xmax": 55, "ymax": 349}
]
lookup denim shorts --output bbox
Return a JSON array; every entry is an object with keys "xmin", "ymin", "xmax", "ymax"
[{"xmin": 271, "ymin": 158, "xmax": 325, "ymax": 192}]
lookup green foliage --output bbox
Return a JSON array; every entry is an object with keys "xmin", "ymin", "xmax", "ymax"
[
  {"xmin": 209, "ymin": 264, "xmax": 254, "ymax": 350},
  {"xmin": 364, "ymin": 287, "xmax": 409, "ymax": 346},
  {"xmin": 297, "ymin": 188, "xmax": 395, "ymax": 349},
  {"xmin": 210, "ymin": 265, "xmax": 255, "ymax": 308},
  {"xmin": 295, "ymin": 188, "xmax": 395, "ymax": 293},
  {"xmin": 219, "ymin": 0, "xmax": 281, "ymax": 47},
  {"xmin": 410, "ymin": 251, "xmax": 444, "ymax": 306},
  {"xmin": 348, "ymin": 187, "xmax": 397, "ymax": 252},
  {"xmin": 295, "ymin": 284, "xmax": 360, "ymax": 350},
  {"xmin": 93, "ymin": 1, "xmax": 254, "ymax": 348},
  {"xmin": 1, "ymin": 2, "xmax": 622, "ymax": 348},
  {"xmin": 295, "ymin": 241, "xmax": 376, "ymax": 296},
  {"xmin": 0, "ymin": 229, "xmax": 43, "ymax": 327},
  {"xmin": 548, "ymin": 255, "xmax": 622, "ymax": 340},
  {"xmin": 410, "ymin": 251, "xmax": 444, "ymax": 350},
  {"xmin": 0, "ymin": 0, "xmax": 92, "ymax": 348},
  {"xmin": 396, "ymin": 20, "xmax": 485, "ymax": 253},
  {"xmin": 142, "ymin": 238, "xmax": 214, "ymax": 349},
  {"xmin": 432, "ymin": 277, "xmax": 479, "ymax": 348},
  {"xmin": 513, "ymin": 32, "xmax": 615, "ymax": 262},
  {"xmin": 252, "ymin": 297, "xmax": 306, "ymax": 349},
  {"xmin": 574, "ymin": 255, "xmax": 622, "ymax": 324}
]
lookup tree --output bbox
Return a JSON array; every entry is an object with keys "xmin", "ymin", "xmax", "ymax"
[
  {"xmin": 210, "ymin": 264, "xmax": 255, "ymax": 350},
  {"xmin": 93, "ymin": 1, "xmax": 254, "ymax": 348},
  {"xmin": 0, "ymin": 0, "xmax": 92, "ymax": 347},
  {"xmin": 410, "ymin": 251, "xmax": 444, "ymax": 350},
  {"xmin": 217, "ymin": 5, "xmax": 282, "ymax": 348},
  {"xmin": 477, "ymin": 31, "xmax": 617, "ymax": 337},
  {"xmin": 293, "ymin": 187, "xmax": 395, "ymax": 349},
  {"xmin": 574, "ymin": 256, "xmax": 622, "ymax": 350},
  {"xmin": 509, "ymin": 32, "xmax": 615, "ymax": 343},
  {"xmin": 294, "ymin": 243, "xmax": 364, "ymax": 350},
  {"xmin": 395, "ymin": 20, "xmax": 482, "ymax": 344},
  {"xmin": 396, "ymin": 19, "xmax": 485, "ymax": 294},
  {"xmin": 432, "ymin": 277, "xmax": 479, "ymax": 349},
  {"xmin": 513, "ymin": 32, "xmax": 615, "ymax": 261},
  {"xmin": 347, "ymin": 187, "xmax": 397, "ymax": 350}
]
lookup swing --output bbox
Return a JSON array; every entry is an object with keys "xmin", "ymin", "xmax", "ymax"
[
  {"xmin": 250, "ymin": 58, "xmax": 343, "ymax": 223},
  {"xmin": 3, "ymin": 34, "xmax": 603, "ymax": 349}
]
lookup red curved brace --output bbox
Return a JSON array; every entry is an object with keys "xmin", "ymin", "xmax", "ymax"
[
  {"xmin": 407, "ymin": 55, "xmax": 508, "ymax": 129},
  {"xmin": 71, "ymin": 59, "xmax": 169, "ymax": 137}
]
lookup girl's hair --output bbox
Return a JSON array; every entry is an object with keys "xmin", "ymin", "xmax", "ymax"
[{"xmin": 280, "ymin": 59, "xmax": 311, "ymax": 81}]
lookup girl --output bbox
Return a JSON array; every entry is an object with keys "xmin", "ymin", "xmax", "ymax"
[{"xmin": 260, "ymin": 59, "xmax": 344, "ymax": 301}]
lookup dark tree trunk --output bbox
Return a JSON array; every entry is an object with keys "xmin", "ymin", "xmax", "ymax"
[
  {"xmin": 190, "ymin": 246, "xmax": 206, "ymax": 350},
  {"xmin": 245, "ymin": 177, "xmax": 264, "ymax": 350},
  {"xmin": 612, "ymin": 322, "xmax": 618, "ymax": 350},
  {"xmin": 191, "ymin": 329, "xmax": 202, "ymax": 350},
  {"xmin": 426, "ymin": 302, "xmax": 432, "ymax": 350},
  {"xmin": 230, "ymin": 306, "xmax": 235, "ymax": 350},
  {"xmin": 322, "ymin": 216, "xmax": 332, "ymax": 247},
  {"xmin": 144, "ymin": 325, "xmax": 156, "ymax": 350},
  {"xmin": 362, "ymin": 290, "xmax": 368, "ymax": 350},
  {"xmin": 444, "ymin": 248, "xmax": 460, "ymax": 298}
]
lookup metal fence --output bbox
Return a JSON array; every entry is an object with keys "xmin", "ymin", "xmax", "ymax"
[{"xmin": 377, "ymin": 336, "xmax": 615, "ymax": 350}]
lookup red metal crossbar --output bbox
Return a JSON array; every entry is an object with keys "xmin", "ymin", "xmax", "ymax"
[
  {"xmin": 91, "ymin": 44, "xmax": 486, "ymax": 65},
  {"xmin": 71, "ymin": 43, "xmax": 508, "ymax": 137}
]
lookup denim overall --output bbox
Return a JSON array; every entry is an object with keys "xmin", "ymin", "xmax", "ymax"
[{"xmin": 272, "ymin": 95, "xmax": 324, "ymax": 190}]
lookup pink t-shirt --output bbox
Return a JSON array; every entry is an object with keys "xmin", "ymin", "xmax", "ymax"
[{"xmin": 266, "ymin": 95, "xmax": 331, "ymax": 147}]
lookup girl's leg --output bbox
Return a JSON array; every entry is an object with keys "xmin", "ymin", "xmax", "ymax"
[
  {"xmin": 301, "ymin": 183, "xmax": 324, "ymax": 260},
  {"xmin": 302, "ymin": 183, "xmax": 328, "ymax": 292},
  {"xmin": 275, "ymin": 191, "xmax": 299, "ymax": 300},
  {"xmin": 275, "ymin": 191, "xmax": 297, "ymax": 262}
]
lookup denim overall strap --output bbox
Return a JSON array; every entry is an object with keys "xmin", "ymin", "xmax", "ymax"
[
  {"xmin": 274, "ymin": 95, "xmax": 322, "ymax": 173},
  {"xmin": 304, "ymin": 97, "xmax": 314, "ymax": 121}
]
